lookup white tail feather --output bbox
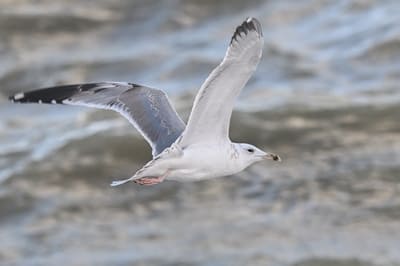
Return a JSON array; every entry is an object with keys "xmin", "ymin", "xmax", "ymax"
[{"xmin": 110, "ymin": 178, "xmax": 134, "ymax": 187}]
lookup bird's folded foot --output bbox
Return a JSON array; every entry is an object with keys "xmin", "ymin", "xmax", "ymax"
[{"xmin": 134, "ymin": 176, "xmax": 165, "ymax": 186}]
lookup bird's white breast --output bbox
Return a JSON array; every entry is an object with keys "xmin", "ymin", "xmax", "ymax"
[{"xmin": 165, "ymin": 142, "xmax": 244, "ymax": 182}]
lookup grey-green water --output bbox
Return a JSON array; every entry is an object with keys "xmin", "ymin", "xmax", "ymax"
[{"xmin": 1, "ymin": 1, "xmax": 400, "ymax": 265}]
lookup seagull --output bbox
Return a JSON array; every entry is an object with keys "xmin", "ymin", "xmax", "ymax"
[{"xmin": 9, "ymin": 17, "xmax": 281, "ymax": 186}]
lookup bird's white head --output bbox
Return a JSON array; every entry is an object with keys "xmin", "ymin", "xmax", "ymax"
[{"xmin": 235, "ymin": 143, "xmax": 281, "ymax": 168}]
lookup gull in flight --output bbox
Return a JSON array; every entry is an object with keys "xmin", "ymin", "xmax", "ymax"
[{"xmin": 10, "ymin": 17, "xmax": 281, "ymax": 186}]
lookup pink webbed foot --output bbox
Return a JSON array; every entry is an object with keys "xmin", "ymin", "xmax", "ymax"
[{"xmin": 134, "ymin": 176, "xmax": 164, "ymax": 186}]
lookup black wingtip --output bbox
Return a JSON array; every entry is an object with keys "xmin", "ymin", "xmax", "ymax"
[
  {"xmin": 246, "ymin": 17, "xmax": 262, "ymax": 37},
  {"xmin": 9, "ymin": 85, "xmax": 80, "ymax": 104},
  {"xmin": 9, "ymin": 92, "xmax": 26, "ymax": 103},
  {"xmin": 230, "ymin": 17, "xmax": 263, "ymax": 45},
  {"xmin": 8, "ymin": 83, "xmax": 106, "ymax": 105}
]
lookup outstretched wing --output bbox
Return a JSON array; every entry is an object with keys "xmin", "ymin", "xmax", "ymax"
[
  {"xmin": 178, "ymin": 17, "xmax": 263, "ymax": 146},
  {"xmin": 10, "ymin": 82, "xmax": 186, "ymax": 157}
]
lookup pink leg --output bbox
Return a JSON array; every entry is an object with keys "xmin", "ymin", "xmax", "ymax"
[{"xmin": 134, "ymin": 171, "xmax": 169, "ymax": 186}]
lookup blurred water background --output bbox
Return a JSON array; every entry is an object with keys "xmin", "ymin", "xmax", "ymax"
[{"xmin": 1, "ymin": 0, "xmax": 400, "ymax": 265}]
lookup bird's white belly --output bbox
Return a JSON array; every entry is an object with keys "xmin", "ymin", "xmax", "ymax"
[{"xmin": 164, "ymin": 144, "xmax": 241, "ymax": 182}]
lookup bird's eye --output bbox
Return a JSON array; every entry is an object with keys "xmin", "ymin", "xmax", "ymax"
[{"xmin": 247, "ymin": 148, "xmax": 254, "ymax": 153}]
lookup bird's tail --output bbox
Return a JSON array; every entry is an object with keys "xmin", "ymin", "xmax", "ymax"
[
  {"xmin": 110, "ymin": 177, "xmax": 134, "ymax": 187},
  {"xmin": 111, "ymin": 158, "xmax": 157, "ymax": 187}
]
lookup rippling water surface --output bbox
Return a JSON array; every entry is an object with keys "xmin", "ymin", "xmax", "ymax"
[{"xmin": 1, "ymin": 1, "xmax": 400, "ymax": 265}]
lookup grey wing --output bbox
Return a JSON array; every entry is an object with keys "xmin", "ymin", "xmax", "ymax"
[
  {"xmin": 9, "ymin": 82, "xmax": 186, "ymax": 157},
  {"xmin": 178, "ymin": 18, "xmax": 263, "ymax": 146}
]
